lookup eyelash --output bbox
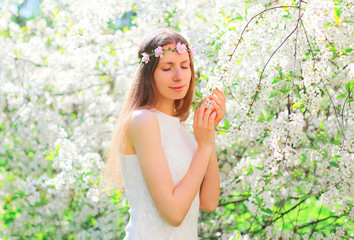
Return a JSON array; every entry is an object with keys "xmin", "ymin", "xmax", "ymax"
[{"xmin": 162, "ymin": 66, "xmax": 189, "ymax": 71}]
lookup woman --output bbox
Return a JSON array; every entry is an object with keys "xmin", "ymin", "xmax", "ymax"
[{"xmin": 104, "ymin": 29, "xmax": 226, "ymax": 239}]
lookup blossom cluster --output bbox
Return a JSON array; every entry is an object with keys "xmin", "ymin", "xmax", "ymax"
[
  {"xmin": 0, "ymin": 0, "xmax": 353, "ymax": 239},
  {"xmin": 140, "ymin": 42, "xmax": 196, "ymax": 64}
]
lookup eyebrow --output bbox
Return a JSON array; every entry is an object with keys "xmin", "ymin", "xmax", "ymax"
[{"xmin": 160, "ymin": 60, "xmax": 190, "ymax": 65}]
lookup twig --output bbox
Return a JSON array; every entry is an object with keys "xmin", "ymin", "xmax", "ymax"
[
  {"xmin": 249, "ymin": 196, "xmax": 308, "ymax": 234},
  {"xmin": 15, "ymin": 58, "xmax": 44, "ymax": 68},
  {"xmin": 290, "ymin": 0, "xmax": 303, "ymax": 114},
  {"xmin": 300, "ymin": 18, "xmax": 345, "ymax": 139},
  {"xmin": 218, "ymin": 198, "xmax": 248, "ymax": 207},
  {"xmin": 321, "ymin": 82, "xmax": 345, "ymax": 139},
  {"xmin": 227, "ymin": 86, "xmax": 241, "ymax": 105},
  {"xmin": 229, "ymin": 5, "xmax": 299, "ymax": 62},
  {"xmin": 300, "ymin": 19, "xmax": 316, "ymax": 69},
  {"xmin": 245, "ymin": 208, "xmax": 259, "ymax": 234},
  {"xmin": 295, "ymin": 201, "xmax": 301, "ymax": 230},
  {"xmin": 309, "ymin": 197, "xmax": 324, "ymax": 238},
  {"xmin": 341, "ymin": 89, "xmax": 352, "ymax": 137},
  {"xmin": 295, "ymin": 215, "xmax": 342, "ymax": 231},
  {"xmin": 246, "ymin": 24, "xmax": 300, "ymax": 118},
  {"xmin": 53, "ymin": 83, "xmax": 107, "ymax": 96}
]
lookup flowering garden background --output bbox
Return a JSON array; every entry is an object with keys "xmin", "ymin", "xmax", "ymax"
[{"xmin": 0, "ymin": 0, "xmax": 353, "ymax": 239}]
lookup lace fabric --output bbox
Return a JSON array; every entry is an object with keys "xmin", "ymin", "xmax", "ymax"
[{"xmin": 119, "ymin": 109, "xmax": 199, "ymax": 240}]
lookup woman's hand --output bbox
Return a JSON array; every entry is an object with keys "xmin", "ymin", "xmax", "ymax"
[
  {"xmin": 208, "ymin": 89, "xmax": 226, "ymax": 129},
  {"xmin": 193, "ymin": 100, "xmax": 217, "ymax": 149}
]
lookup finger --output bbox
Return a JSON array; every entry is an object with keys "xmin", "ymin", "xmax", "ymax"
[
  {"xmin": 198, "ymin": 101, "xmax": 206, "ymax": 125},
  {"xmin": 220, "ymin": 90, "xmax": 227, "ymax": 101},
  {"xmin": 203, "ymin": 107, "xmax": 213, "ymax": 124},
  {"xmin": 211, "ymin": 90, "xmax": 226, "ymax": 115},
  {"xmin": 213, "ymin": 89, "xmax": 226, "ymax": 102},
  {"xmin": 193, "ymin": 106, "xmax": 199, "ymax": 124},
  {"xmin": 209, "ymin": 99, "xmax": 222, "ymax": 115},
  {"xmin": 208, "ymin": 111, "xmax": 217, "ymax": 126},
  {"xmin": 209, "ymin": 95, "xmax": 222, "ymax": 108}
]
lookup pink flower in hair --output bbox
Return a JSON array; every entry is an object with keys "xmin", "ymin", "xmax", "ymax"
[
  {"xmin": 141, "ymin": 53, "xmax": 150, "ymax": 64},
  {"xmin": 189, "ymin": 45, "xmax": 196, "ymax": 58},
  {"xmin": 176, "ymin": 42, "xmax": 187, "ymax": 54},
  {"xmin": 154, "ymin": 46, "xmax": 163, "ymax": 58}
]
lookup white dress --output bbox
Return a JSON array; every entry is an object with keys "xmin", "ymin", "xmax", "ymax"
[{"xmin": 119, "ymin": 108, "xmax": 199, "ymax": 240}]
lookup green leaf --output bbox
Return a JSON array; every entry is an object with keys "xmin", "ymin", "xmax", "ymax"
[
  {"xmin": 337, "ymin": 94, "xmax": 347, "ymax": 99},
  {"xmin": 345, "ymin": 82, "xmax": 352, "ymax": 94},
  {"xmin": 272, "ymin": 78, "xmax": 281, "ymax": 84},
  {"xmin": 298, "ymin": 196, "xmax": 308, "ymax": 202},
  {"xmin": 254, "ymin": 196, "xmax": 262, "ymax": 206},
  {"xmin": 261, "ymin": 208, "xmax": 273, "ymax": 214},
  {"xmin": 269, "ymin": 92, "xmax": 277, "ymax": 99},
  {"xmin": 334, "ymin": 8, "xmax": 341, "ymax": 23},
  {"xmin": 335, "ymin": 134, "xmax": 341, "ymax": 141},
  {"xmin": 195, "ymin": 89, "xmax": 203, "ymax": 99},
  {"xmin": 300, "ymin": 153, "xmax": 307, "ymax": 162},
  {"xmin": 217, "ymin": 130, "xmax": 228, "ymax": 135},
  {"xmin": 293, "ymin": 102, "xmax": 302, "ymax": 109},
  {"xmin": 332, "ymin": 155, "xmax": 341, "ymax": 159},
  {"xmin": 267, "ymin": 114, "xmax": 275, "ymax": 122},
  {"xmin": 328, "ymin": 46, "xmax": 337, "ymax": 53},
  {"xmin": 224, "ymin": 119, "xmax": 230, "ymax": 130},
  {"xmin": 292, "ymin": 170, "xmax": 303, "ymax": 177},
  {"xmin": 324, "ymin": 22, "xmax": 333, "ymax": 28},
  {"xmin": 257, "ymin": 113, "xmax": 264, "ymax": 123},
  {"xmin": 55, "ymin": 145, "xmax": 61, "ymax": 157},
  {"xmin": 296, "ymin": 186, "xmax": 302, "ymax": 194},
  {"xmin": 45, "ymin": 155, "xmax": 54, "ymax": 160},
  {"xmin": 343, "ymin": 48, "xmax": 352, "ymax": 54},
  {"xmin": 265, "ymin": 178, "xmax": 271, "ymax": 185},
  {"xmin": 322, "ymin": 149, "xmax": 328, "ymax": 157},
  {"xmin": 329, "ymin": 161, "xmax": 339, "ymax": 168}
]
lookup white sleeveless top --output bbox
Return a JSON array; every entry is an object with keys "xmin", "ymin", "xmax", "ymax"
[{"xmin": 119, "ymin": 108, "xmax": 199, "ymax": 240}]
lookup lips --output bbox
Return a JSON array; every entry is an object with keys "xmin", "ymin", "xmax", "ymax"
[{"xmin": 170, "ymin": 85, "xmax": 185, "ymax": 90}]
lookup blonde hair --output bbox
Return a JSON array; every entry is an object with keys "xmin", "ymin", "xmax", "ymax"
[{"xmin": 101, "ymin": 29, "xmax": 196, "ymax": 192}]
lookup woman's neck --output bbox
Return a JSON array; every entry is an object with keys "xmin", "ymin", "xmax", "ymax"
[{"xmin": 154, "ymin": 101, "xmax": 175, "ymax": 117}]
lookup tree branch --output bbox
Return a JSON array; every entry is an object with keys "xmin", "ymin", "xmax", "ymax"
[{"xmin": 290, "ymin": 0, "xmax": 303, "ymax": 115}]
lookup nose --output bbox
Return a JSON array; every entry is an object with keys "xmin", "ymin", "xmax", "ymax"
[{"xmin": 173, "ymin": 68, "xmax": 182, "ymax": 81}]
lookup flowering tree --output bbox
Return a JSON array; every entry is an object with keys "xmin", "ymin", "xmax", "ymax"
[{"xmin": 0, "ymin": 0, "xmax": 352, "ymax": 239}]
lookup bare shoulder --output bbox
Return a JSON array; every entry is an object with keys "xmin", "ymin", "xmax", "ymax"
[
  {"xmin": 130, "ymin": 108, "xmax": 158, "ymax": 127},
  {"xmin": 129, "ymin": 109, "xmax": 160, "ymax": 140}
]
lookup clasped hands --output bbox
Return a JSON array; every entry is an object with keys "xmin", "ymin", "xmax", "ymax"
[
  {"xmin": 196, "ymin": 89, "xmax": 227, "ymax": 129},
  {"xmin": 193, "ymin": 90, "xmax": 226, "ymax": 149}
]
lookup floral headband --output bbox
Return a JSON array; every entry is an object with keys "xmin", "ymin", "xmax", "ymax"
[{"xmin": 139, "ymin": 42, "xmax": 196, "ymax": 64}]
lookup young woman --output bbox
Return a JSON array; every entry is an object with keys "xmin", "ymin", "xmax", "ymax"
[{"xmin": 104, "ymin": 29, "xmax": 226, "ymax": 239}]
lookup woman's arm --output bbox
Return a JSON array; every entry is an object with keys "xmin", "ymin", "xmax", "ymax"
[
  {"xmin": 129, "ymin": 105, "xmax": 216, "ymax": 227},
  {"xmin": 199, "ymin": 147, "xmax": 220, "ymax": 211},
  {"xmin": 198, "ymin": 89, "xmax": 225, "ymax": 211}
]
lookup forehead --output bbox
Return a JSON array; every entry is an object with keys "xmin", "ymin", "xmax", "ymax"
[{"xmin": 158, "ymin": 43, "xmax": 190, "ymax": 64}]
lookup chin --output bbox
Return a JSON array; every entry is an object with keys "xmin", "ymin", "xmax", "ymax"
[{"xmin": 176, "ymin": 91, "xmax": 188, "ymax": 100}]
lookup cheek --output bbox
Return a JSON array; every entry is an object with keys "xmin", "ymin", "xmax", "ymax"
[
  {"xmin": 184, "ymin": 69, "xmax": 192, "ymax": 80},
  {"xmin": 154, "ymin": 71, "xmax": 167, "ymax": 85}
]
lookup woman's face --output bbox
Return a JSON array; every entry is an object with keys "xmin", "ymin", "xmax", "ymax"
[{"xmin": 153, "ymin": 43, "xmax": 192, "ymax": 106}]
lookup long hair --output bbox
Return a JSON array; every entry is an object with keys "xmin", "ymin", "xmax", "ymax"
[{"xmin": 101, "ymin": 29, "xmax": 196, "ymax": 192}]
